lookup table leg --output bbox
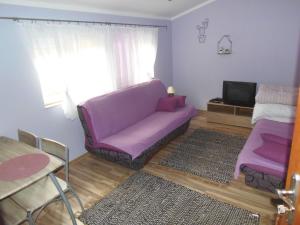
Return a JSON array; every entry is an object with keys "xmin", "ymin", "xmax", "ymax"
[
  {"xmin": 49, "ymin": 173, "xmax": 77, "ymax": 225},
  {"xmin": 27, "ymin": 211, "xmax": 35, "ymax": 225},
  {"xmin": 68, "ymin": 185, "xmax": 85, "ymax": 212}
]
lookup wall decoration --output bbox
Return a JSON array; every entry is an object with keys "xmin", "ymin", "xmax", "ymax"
[
  {"xmin": 196, "ymin": 18, "xmax": 209, "ymax": 43},
  {"xmin": 217, "ymin": 35, "xmax": 232, "ymax": 55}
]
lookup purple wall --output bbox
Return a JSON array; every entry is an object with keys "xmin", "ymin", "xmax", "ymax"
[
  {"xmin": 0, "ymin": 4, "xmax": 172, "ymax": 159},
  {"xmin": 1, "ymin": 1, "xmax": 299, "ymax": 159},
  {"xmin": 172, "ymin": 0, "xmax": 300, "ymax": 109}
]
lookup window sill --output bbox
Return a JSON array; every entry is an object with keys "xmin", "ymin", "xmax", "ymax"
[{"xmin": 44, "ymin": 101, "xmax": 62, "ymax": 109}]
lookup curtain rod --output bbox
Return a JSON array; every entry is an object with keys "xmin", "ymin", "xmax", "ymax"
[{"xmin": 0, "ymin": 16, "xmax": 168, "ymax": 29}]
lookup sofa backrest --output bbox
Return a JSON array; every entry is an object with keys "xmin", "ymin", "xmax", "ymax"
[{"xmin": 78, "ymin": 79, "xmax": 167, "ymax": 145}]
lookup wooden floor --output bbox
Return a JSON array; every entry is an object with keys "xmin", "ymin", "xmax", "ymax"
[{"xmin": 32, "ymin": 111, "xmax": 277, "ymax": 225}]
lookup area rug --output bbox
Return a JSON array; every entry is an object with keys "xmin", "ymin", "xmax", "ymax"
[
  {"xmin": 79, "ymin": 172, "xmax": 259, "ymax": 225},
  {"xmin": 160, "ymin": 128, "xmax": 247, "ymax": 183}
]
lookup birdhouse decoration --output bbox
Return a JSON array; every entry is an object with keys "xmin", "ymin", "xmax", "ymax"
[{"xmin": 217, "ymin": 35, "xmax": 232, "ymax": 55}]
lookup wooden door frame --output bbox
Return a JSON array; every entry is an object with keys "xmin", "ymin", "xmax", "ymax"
[{"xmin": 284, "ymin": 89, "xmax": 300, "ymax": 225}]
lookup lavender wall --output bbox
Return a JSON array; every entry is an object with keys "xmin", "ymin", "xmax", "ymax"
[
  {"xmin": 0, "ymin": 4, "xmax": 172, "ymax": 159},
  {"xmin": 172, "ymin": 0, "xmax": 300, "ymax": 109},
  {"xmin": 1, "ymin": 1, "xmax": 299, "ymax": 159}
]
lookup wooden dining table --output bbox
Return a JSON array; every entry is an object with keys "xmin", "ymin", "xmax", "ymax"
[{"xmin": 0, "ymin": 136, "xmax": 78, "ymax": 225}]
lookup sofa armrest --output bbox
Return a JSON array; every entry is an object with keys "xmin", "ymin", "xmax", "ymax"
[{"xmin": 77, "ymin": 105, "xmax": 94, "ymax": 146}]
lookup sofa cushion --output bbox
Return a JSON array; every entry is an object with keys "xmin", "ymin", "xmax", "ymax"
[
  {"xmin": 156, "ymin": 97, "xmax": 178, "ymax": 112},
  {"xmin": 254, "ymin": 140, "xmax": 291, "ymax": 164},
  {"xmin": 170, "ymin": 96, "xmax": 186, "ymax": 108},
  {"xmin": 98, "ymin": 105, "xmax": 196, "ymax": 159},
  {"xmin": 255, "ymin": 84, "xmax": 297, "ymax": 106},
  {"xmin": 80, "ymin": 80, "xmax": 167, "ymax": 144},
  {"xmin": 261, "ymin": 133, "xmax": 292, "ymax": 146},
  {"xmin": 234, "ymin": 119, "xmax": 294, "ymax": 179}
]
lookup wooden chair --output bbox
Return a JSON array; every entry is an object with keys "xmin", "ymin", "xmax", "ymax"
[
  {"xmin": 18, "ymin": 129, "xmax": 39, "ymax": 148},
  {"xmin": 0, "ymin": 198, "xmax": 27, "ymax": 225},
  {"xmin": 11, "ymin": 138, "xmax": 84, "ymax": 223},
  {"xmin": 40, "ymin": 138, "xmax": 84, "ymax": 199}
]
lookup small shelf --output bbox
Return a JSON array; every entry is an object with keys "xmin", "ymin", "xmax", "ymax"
[{"xmin": 207, "ymin": 101, "xmax": 253, "ymax": 128}]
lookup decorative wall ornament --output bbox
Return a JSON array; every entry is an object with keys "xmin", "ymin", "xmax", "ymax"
[
  {"xmin": 217, "ymin": 35, "xmax": 232, "ymax": 55},
  {"xmin": 196, "ymin": 18, "xmax": 209, "ymax": 43}
]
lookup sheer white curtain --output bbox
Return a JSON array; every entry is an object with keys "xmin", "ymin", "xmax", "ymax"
[
  {"xmin": 19, "ymin": 21, "xmax": 158, "ymax": 119},
  {"xmin": 109, "ymin": 26, "xmax": 159, "ymax": 87}
]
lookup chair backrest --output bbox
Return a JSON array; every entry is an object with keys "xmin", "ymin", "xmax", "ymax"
[
  {"xmin": 40, "ymin": 138, "xmax": 69, "ymax": 184},
  {"xmin": 40, "ymin": 138, "xmax": 67, "ymax": 160},
  {"xmin": 18, "ymin": 129, "xmax": 39, "ymax": 148}
]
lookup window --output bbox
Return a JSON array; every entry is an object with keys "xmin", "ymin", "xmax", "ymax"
[
  {"xmin": 33, "ymin": 46, "xmax": 114, "ymax": 107},
  {"xmin": 20, "ymin": 22, "xmax": 158, "ymax": 118}
]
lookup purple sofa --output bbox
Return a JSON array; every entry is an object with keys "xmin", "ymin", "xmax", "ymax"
[
  {"xmin": 77, "ymin": 79, "xmax": 197, "ymax": 169},
  {"xmin": 234, "ymin": 119, "xmax": 294, "ymax": 192}
]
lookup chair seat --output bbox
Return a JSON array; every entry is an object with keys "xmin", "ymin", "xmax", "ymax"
[
  {"xmin": 0, "ymin": 198, "xmax": 27, "ymax": 225},
  {"xmin": 11, "ymin": 176, "xmax": 67, "ymax": 211}
]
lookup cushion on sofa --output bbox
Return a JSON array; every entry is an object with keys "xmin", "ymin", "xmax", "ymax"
[
  {"xmin": 261, "ymin": 133, "xmax": 292, "ymax": 146},
  {"xmin": 234, "ymin": 119, "xmax": 294, "ymax": 179},
  {"xmin": 254, "ymin": 140, "xmax": 291, "ymax": 164},
  {"xmin": 81, "ymin": 80, "xmax": 168, "ymax": 144},
  {"xmin": 98, "ymin": 105, "xmax": 196, "ymax": 159},
  {"xmin": 252, "ymin": 103, "xmax": 296, "ymax": 124},
  {"xmin": 156, "ymin": 97, "xmax": 178, "ymax": 112},
  {"xmin": 173, "ymin": 96, "xmax": 186, "ymax": 108},
  {"xmin": 255, "ymin": 84, "xmax": 297, "ymax": 106}
]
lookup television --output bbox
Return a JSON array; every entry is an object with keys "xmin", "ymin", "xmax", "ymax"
[{"xmin": 223, "ymin": 81, "xmax": 257, "ymax": 107}]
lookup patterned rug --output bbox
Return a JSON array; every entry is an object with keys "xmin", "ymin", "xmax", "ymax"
[
  {"xmin": 160, "ymin": 128, "xmax": 246, "ymax": 183},
  {"xmin": 79, "ymin": 172, "xmax": 259, "ymax": 225}
]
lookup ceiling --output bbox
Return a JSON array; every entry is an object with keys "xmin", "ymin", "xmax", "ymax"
[{"xmin": 0, "ymin": 0, "xmax": 215, "ymax": 20}]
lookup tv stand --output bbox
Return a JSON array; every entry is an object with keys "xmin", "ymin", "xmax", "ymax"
[{"xmin": 207, "ymin": 101, "xmax": 253, "ymax": 128}]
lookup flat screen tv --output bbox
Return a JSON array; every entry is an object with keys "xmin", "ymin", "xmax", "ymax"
[{"xmin": 223, "ymin": 81, "xmax": 257, "ymax": 107}]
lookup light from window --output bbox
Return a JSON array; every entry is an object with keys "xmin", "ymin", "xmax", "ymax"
[{"xmin": 34, "ymin": 46, "xmax": 115, "ymax": 107}]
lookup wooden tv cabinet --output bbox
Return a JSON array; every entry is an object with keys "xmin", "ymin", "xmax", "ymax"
[{"xmin": 207, "ymin": 101, "xmax": 254, "ymax": 128}]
